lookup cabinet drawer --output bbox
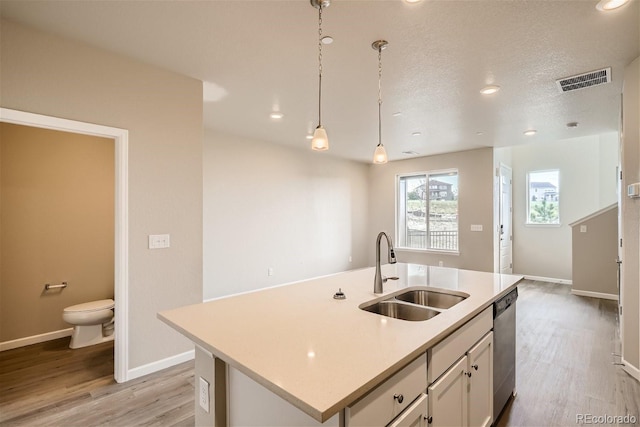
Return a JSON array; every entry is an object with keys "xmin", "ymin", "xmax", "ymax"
[
  {"xmin": 387, "ymin": 393, "xmax": 428, "ymax": 427},
  {"xmin": 346, "ymin": 355, "xmax": 427, "ymax": 427},
  {"xmin": 427, "ymin": 306, "xmax": 492, "ymax": 383}
]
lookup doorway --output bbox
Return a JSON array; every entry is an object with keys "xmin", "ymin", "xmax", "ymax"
[
  {"xmin": 0, "ymin": 108, "xmax": 129, "ymax": 383},
  {"xmin": 499, "ymin": 164, "xmax": 513, "ymax": 274}
]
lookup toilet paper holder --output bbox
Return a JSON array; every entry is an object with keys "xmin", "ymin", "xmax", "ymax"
[{"xmin": 44, "ymin": 282, "xmax": 68, "ymax": 291}]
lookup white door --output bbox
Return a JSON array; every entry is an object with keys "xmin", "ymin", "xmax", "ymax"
[{"xmin": 499, "ymin": 164, "xmax": 513, "ymax": 274}]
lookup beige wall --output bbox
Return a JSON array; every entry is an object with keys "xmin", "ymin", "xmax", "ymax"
[
  {"xmin": 570, "ymin": 206, "xmax": 618, "ymax": 296},
  {"xmin": 367, "ymin": 148, "xmax": 494, "ymax": 272},
  {"xmin": 507, "ymin": 133, "xmax": 618, "ymax": 281},
  {"xmin": 621, "ymin": 56, "xmax": 639, "ymax": 373},
  {"xmin": 0, "ymin": 123, "xmax": 114, "ymax": 342},
  {"xmin": 1, "ymin": 20, "xmax": 203, "ymax": 368},
  {"xmin": 203, "ymin": 130, "xmax": 370, "ymax": 299}
]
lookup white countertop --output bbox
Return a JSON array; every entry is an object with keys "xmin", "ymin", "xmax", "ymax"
[{"xmin": 158, "ymin": 263, "xmax": 523, "ymax": 422}]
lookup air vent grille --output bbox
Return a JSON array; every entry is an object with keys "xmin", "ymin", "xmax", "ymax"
[{"xmin": 556, "ymin": 67, "xmax": 611, "ymax": 93}]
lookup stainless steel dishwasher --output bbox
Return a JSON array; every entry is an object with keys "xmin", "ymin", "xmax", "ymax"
[{"xmin": 493, "ymin": 287, "xmax": 518, "ymax": 422}]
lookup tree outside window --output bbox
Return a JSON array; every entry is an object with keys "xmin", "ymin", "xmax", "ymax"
[{"xmin": 527, "ymin": 170, "xmax": 559, "ymax": 224}]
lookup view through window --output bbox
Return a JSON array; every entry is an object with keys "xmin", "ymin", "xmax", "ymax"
[
  {"xmin": 397, "ymin": 171, "xmax": 459, "ymax": 251},
  {"xmin": 527, "ymin": 170, "xmax": 560, "ymax": 224}
]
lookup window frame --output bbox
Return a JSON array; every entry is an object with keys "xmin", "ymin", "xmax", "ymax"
[
  {"xmin": 395, "ymin": 169, "xmax": 459, "ymax": 254},
  {"xmin": 526, "ymin": 169, "xmax": 561, "ymax": 226}
]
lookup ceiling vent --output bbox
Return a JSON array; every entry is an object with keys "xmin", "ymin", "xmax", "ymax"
[{"xmin": 556, "ymin": 67, "xmax": 611, "ymax": 93}]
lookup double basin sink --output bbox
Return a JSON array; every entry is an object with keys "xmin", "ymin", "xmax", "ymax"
[{"xmin": 359, "ymin": 287, "xmax": 469, "ymax": 321}]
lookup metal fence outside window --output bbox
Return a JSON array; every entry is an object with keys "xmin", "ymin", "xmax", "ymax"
[{"xmin": 406, "ymin": 229, "xmax": 458, "ymax": 251}]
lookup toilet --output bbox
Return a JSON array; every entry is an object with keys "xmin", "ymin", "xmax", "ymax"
[{"xmin": 63, "ymin": 299, "xmax": 115, "ymax": 349}]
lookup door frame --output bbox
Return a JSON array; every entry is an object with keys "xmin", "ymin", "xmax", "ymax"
[{"xmin": 0, "ymin": 108, "xmax": 129, "ymax": 383}]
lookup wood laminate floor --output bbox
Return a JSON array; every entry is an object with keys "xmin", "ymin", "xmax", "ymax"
[
  {"xmin": 1, "ymin": 280, "xmax": 639, "ymax": 426},
  {"xmin": 0, "ymin": 338, "xmax": 194, "ymax": 426},
  {"xmin": 497, "ymin": 280, "xmax": 640, "ymax": 427}
]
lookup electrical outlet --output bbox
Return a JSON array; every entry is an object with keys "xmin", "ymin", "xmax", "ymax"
[
  {"xmin": 268, "ymin": 267, "xmax": 274, "ymax": 276},
  {"xmin": 199, "ymin": 377, "xmax": 210, "ymax": 413}
]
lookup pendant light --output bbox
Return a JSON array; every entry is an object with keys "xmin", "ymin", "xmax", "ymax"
[
  {"xmin": 372, "ymin": 40, "xmax": 389, "ymax": 164},
  {"xmin": 311, "ymin": 0, "xmax": 330, "ymax": 151}
]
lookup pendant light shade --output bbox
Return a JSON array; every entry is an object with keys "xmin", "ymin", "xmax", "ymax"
[
  {"xmin": 372, "ymin": 40, "xmax": 389, "ymax": 164},
  {"xmin": 373, "ymin": 143, "xmax": 388, "ymax": 164},
  {"xmin": 311, "ymin": 125, "xmax": 329, "ymax": 151},
  {"xmin": 311, "ymin": 0, "xmax": 330, "ymax": 151}
]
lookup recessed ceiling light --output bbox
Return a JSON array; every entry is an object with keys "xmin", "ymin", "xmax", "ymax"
[
  {"xmin": 412, "ymin": 132, "xmax": 422, "ymax": 137},
  {"xmin": 596, "ymin": 0, "xmax": 631, "ymax": 11},
  {"xmin": 480, "ymin": 85, "xmax": 501, "ymax": 95},
  {"xmin": 392, "ymin": 112, "xmax": 402, "ymax": 117},
  {"xmin": 405, "ymin": 0, "xmax": 422, "ymax": 3},
  {"xmin": 270, "ymin": 112, "xmax": 284, "ymax": 119},
  {"xmin": 321, "ymin": 36, "xmax": 334, "ymax": 45},
  {"xmin": 566, "ymin": 121, "xmax": 579, "ymax": 128},
  {"xmin": 305, "ymin": 134, "xmax": 313, "ymax": 140},
  {"xmin": 523, "ymin": 129, "xmax": 537, "ymax": 136},
  {"xmin": 476, "ymin": 132, "xmax": 484, "ymax": 136}
]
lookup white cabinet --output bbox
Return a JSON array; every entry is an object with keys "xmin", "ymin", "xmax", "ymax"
[
  {"xmin": 427, "ymin": 356, "xmax": 468, "ymax": 427},
  {"xmin": 467, "ymin": 332, "xmax": 493, "ymax": 427},
  {"xmin": 343, "ymin": 308, "xmax": 494, "ymax": 427},
  {"xmin": 388, "ymin": 393, "xmax": 428, "ymax": 427},
  {"xmin": 345, "ymin": 355, "xmax": 427, "ymax": 427},
  {"xmin": 427, "ymin": 332, "xmax": 493, "ymax": 427}
]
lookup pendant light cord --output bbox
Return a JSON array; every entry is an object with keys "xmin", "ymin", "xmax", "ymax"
[
  {"xmin": 378, "ymin": 46, "xmax": 383, "ymax": 146},
  {"xmin": 318, "ymin": 6, "xmax": 323, "ymax": 127}
]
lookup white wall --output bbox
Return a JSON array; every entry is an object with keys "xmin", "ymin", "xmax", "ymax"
[
  {"xmin": 367, "ymin": 148, "xmax": 495, "ymax": 272},
  {"xmin": 508, "ymin": 133, "xmax": 618, "ymax": 281},
  {"xmin": 203, "ymin": 130, "xmax": 370, "ymax": 299},
  {"xmin": 1, "ymin": 20, "xmax": 203, "ymax": 370},
  {"xmin": 621, "ymin": 56, "xmax": 639, "ymax": 376}
]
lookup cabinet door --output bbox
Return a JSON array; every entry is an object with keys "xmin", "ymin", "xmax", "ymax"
[
  {"xmin": 388, "ymin": 393, "xmax": 428, "ymax": 427},
  {"xmin": 467, "ymin": 332, "xmax": 493, "ymax": 427},
  {"xmin": 427, "ymin": 356, "xmax": 468, "ymax": 427}
]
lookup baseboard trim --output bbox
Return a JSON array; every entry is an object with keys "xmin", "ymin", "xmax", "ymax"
[
  {"xmin": 0, "ymin": 328, "xmax": 73, "ymax": 352},
  {"xmin": 523, "ymin": 275, "xmax": 572, "ymax": 285},
  {"xmin": 126, "ymin": 349, "xmax": 195, "ymax": 381},
  {"xmin": 622, "ymin": 358, "xmax": 640, "ymax": 382},
  {"xmin": 571, "ymin": 289, "xmax": 619, "ymax": 301}
]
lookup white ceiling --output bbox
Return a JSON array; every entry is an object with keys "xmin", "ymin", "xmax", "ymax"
[{"xmin": 1, "ymin": 0, "xmax": 638, "ymax": 163}]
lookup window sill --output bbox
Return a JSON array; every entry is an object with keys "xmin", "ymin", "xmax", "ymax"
[
  {"xmin": 396, "ymin": 247, "xmax": 460, "ymax": 256},
  {"xmin": 525, "ymin": 223, "xmax": 562, "ymax": 228}
]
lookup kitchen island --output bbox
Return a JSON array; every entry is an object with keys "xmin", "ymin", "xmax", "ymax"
[{"xmin": 158, "ymin": 263, "xmax": 523, "ymax": 426}]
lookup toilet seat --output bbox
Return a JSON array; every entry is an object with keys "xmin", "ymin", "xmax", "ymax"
[{"xmin": 64, "ymin": 299, "xmax": 114, "ymax": 313}]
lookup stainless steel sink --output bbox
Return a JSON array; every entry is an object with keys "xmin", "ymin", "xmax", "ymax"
[
  {"xmin": 359, "ymin": 286, "xmax": 469, "ymax": 321},
  {"xmin": 361, "ymin": 301, "xmax": 440, "ymax": 321},
  {"xmin": 394, "ymin": 289, "xmax": 468, "ymax": 309}
]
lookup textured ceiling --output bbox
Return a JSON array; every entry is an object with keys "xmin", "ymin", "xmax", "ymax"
[{"xmin": 1, "ymin": 0, "xmax": 639, "ymax": 163}]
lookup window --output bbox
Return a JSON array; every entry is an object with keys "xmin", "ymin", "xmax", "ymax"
[
  {"xmin": 397, "ymin": 171, "xmax": 458, "ymax": 251},
  {"xmin": 527, "ymin": 170, "xmax": 560, "ymax": 225}
]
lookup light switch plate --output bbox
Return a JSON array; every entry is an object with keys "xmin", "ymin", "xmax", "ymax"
[
  {"xmin": 148, "ymin": 234, "xmax": 170, "ymax": 249},
  {"xmin": 580, "ymin": 225, "xmax": 587, "ymax": 233},
  {"xmin": 470, "ymin": 224, "xmax": 483, "ymax": 232}
]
